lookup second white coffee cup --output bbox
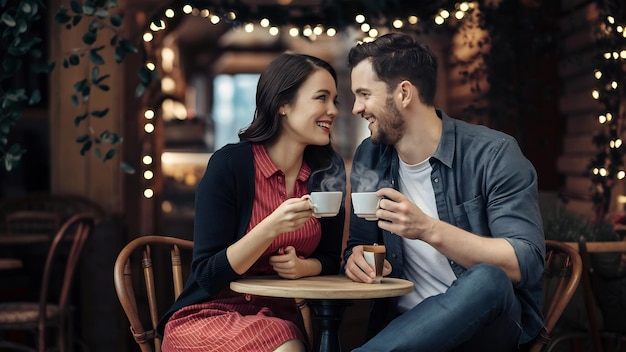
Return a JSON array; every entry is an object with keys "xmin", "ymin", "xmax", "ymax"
[{"xmin": 304, "ymin": 191, "xmax": 343, "ymax": 218}]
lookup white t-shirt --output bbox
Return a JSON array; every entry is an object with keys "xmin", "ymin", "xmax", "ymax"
[{"xmin": 397, "ymin": 157, "xmax": 457, "ymax": 313}]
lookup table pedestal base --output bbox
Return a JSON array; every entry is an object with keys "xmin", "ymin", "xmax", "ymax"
[{"xmin": 309, "ymin": 299, "xmax": 348, "ymax": 352}]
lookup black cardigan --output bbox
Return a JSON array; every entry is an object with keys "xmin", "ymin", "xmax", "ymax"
[{"xmin": 158, "ymin": 141, "xmax": 346, "ymax": 335}]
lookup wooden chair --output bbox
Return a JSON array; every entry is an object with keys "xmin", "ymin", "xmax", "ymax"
[
  {"xmin": 114, "ymin": 236, "xmax": 315, "ymax": 352},
  {"xmin": 547, "ymin": 239, "xmax": 626, "ymax": 352},
  {"xmin": 0, "ymin": 212, "xmax": 96, "ymax": 352},
  {"xmin": 5, "ymin": 210, "xmax": 62, "ymax": 237},
  {"xmin": 0, "ymin": 193, "xmax": 107, "ymax": 232},
  {"xmin": 113, "ymin": 236, "xmax": 194, "ymax": 352},
  {"xmin": 526, "ymin": 240, "xmax": 583, "ymax": 352}
]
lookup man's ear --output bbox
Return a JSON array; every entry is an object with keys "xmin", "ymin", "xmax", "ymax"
[{"xmin": 398, "ymin": 80, "xmax": 413, "ymax": 107}]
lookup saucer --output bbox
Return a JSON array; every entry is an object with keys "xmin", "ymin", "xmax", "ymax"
[
  {"xmin": 314, "ymin": 212, "xmax": 339, "ymax": 218},
  {"xmin": 356, "ymin": 213, "xmax": 378, "ymax": 221}
]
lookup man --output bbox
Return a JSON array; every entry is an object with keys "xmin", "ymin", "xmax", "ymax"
[{"xmin": 343, "ymin": 32, "xmax": 545, "ymax": 351}]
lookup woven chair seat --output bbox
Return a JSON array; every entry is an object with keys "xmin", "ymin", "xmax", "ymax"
[{"xmin": 0, "ymin": 302, "xmax": 61, "ymax": 324}]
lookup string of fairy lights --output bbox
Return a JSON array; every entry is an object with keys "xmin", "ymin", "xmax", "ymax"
[
  {"xmin": 137, "ymin": 2, "xmax": 476, "ymax": 199},
  {"xmin": 589, "ymin": 5, "xmax": 626, "ymax": 218}
]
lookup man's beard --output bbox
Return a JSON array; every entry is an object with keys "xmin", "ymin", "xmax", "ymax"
[{"xmin": 372, "ymin": 95, "xmax": 405, "ymax": 145}]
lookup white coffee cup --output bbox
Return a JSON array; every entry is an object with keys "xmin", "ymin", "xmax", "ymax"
[
  {"xmin": 351, "ymin": 192, "xmax": 382, "ymax": 221},
  {"xmin": 303, "ymin": 191, "xmax": 343, "ymax": 218}
]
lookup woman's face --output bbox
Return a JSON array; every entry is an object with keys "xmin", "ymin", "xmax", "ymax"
[{"xmin": 280, "ymin": 69, "xmax": 339, "ymax": 146}]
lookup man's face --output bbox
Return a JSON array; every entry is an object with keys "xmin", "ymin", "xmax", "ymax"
[{"xmin": 351, "ymin": 60, "xmax": 404, "ymax": 145}]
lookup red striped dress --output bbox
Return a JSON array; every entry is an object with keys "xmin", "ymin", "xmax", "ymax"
[{"xmin": 162, "ymin": 144, "xmax": 321, "ymax": 351}]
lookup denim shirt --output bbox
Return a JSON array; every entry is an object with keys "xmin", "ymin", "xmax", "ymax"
[{"xmin": 344, "ymin": 111, "xmax": 545, "ymax": 344}]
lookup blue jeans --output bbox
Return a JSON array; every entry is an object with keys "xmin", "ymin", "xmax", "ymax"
[{"xmin": 353, "ymin": 264, "xmax": 523, "ymax": 352}]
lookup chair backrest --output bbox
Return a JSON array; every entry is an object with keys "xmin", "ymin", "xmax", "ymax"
[
  {"xmin": 527, "ymin": 240, "xmax": 583, "ymax": 352},
  {"xmin": 576, "ymin": 238, "xmax": 626, "ymax": 352},
  {"xmin": 5, "ymin": 210, "xmax": 62, "ymax": 236},
  {"xmin": 38, "ymin": 212, "xmax": 96, "ymax": 350},
  {"xmin": 114, "ymin": 235, "xmax": 194, "ymax": 352},
  {"xmin": 0, "ymin": 193, "xmax": 106, "ymax": 231}
]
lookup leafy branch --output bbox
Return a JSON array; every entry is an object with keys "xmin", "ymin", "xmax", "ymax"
[
  {"xmin": 0, "ymin": 0, "xmax": 53, "ymax": 171},
  {"xmin": 54, "ymin": 0, "xmax": 139, "ymax": 172}
]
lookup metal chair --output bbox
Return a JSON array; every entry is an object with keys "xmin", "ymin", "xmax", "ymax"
[
  {"xmin": 526, "ymin": 240, "xmax": 583, "ymax": 352},
  {"xmin": 0, "ymin": 212, "xmax": 96, "ymax": 352}
]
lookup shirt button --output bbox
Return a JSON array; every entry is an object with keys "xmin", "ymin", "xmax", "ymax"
[
  {"xmin": 450, "ymin": 260, "xmax": 455, "ymax": 264},
  {"xmin": 391, "ymin": 253, "xmax": 397, "ymax": 258},
  {"xmin": 433, "ymin": 178, "xmax": 439, "ymax": 183},
  {"xmin": 244, "ymin": 294, "xmax": 251, "ymax": 301}
]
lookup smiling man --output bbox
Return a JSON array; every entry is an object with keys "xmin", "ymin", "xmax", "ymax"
[{"xmin": 342, "ymin": 32, "xmax": 546, "ymax": 351}]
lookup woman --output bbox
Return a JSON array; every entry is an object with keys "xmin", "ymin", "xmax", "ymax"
[{"xmin": 159, "ymin": 53, "xmax": 346, "ymax": 352}]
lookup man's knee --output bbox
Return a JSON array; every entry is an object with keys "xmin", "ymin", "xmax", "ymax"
[{"xmin": 460, "ymin": 263, "xmax": 514, "ymax": 306}]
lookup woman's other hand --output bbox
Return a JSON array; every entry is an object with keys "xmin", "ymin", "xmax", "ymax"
[{"xmin": 270, "ymin": 245, "xmax": 311, "ymax": 279}]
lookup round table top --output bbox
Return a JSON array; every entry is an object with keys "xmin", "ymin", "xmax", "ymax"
[{"xmin": 230, "ymin": 275, "xmax": 414, "ymax": 300}]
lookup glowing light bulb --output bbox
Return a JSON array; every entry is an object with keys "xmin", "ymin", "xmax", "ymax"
[
  {"xmin": 144, "ymin": 189, "xmax": 154, "ymax": 198},
  {"xmin": 592, "ymin": 90, "xmax": 600, "ymax": 99},
  {"xmin": 355, "ymin": 14, "xmax": 365, "ymax": 23}
]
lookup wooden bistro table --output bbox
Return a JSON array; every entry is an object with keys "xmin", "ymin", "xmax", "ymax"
[{"xmin": 231, "ymin": 275, "xmax": 414, "ymax": 352}]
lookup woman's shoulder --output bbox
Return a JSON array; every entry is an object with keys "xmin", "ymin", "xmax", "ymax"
[{"xmin": 210, "ymin": 141, "xmax": 253, "ymax": 163}]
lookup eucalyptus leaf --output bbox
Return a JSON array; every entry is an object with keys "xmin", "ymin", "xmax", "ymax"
[
  {"xmin": 82, "ymin": 4, "xmax": 95, "ymax": 15},
  {"xmin": 28, "ymin": 90, "xmax": 41, "ymax": 105},
  {"xmin": 138, "ymin": 66, "xmax": 152, "ymax": 85},
  {"xmin": 20, "ymin": 2, "xmax": 32, "ymax": 14},
  {"xmin": 103, "ymin": 149, "xmax": 115, "ymax": 161},
  {"xmin": 71, "ymin": 94, "xmax": 79, "ymax": 106},
  {"xmin": 54, "ymin": 7, "xmax": 71, "ymax": 24},
  {"xmin": 93, "ymin": 73, "xmax": 109, "ymax": 84},
  {"xmin": 69, "ymin": 54, "xmax": 80, "ymax": 65},
  {"xmin": 91, "ymin": 108, "xmax": 109, "ymax": 117},
  {"xmin": 95, "ymin": 148, "xmax": 102, "ymax": 158},
  {"xmin": 97, "ymin": 84, "xmax": 109, "ymax": 91},
  {"xmin": 80, "ymin": 140, "xmax": 92, "ymax": 155},
  {"xmin": 110, "ymin": 14, "xmax": 122, "ymax": 27},
  {"xmin": 135, "ymin": 83, "xmax": 146, "ymax": 98},
  {"xmin": 73, "ymin": 79, "xmax": 88, "ymax": 92},
  {"xmin": 121, "ymin": 161, "xmax": 136, "ymax": 174},
  {"xmin": 1, "ymin": 13, "xmax": 16, "ymax": 27},
  {"xmin": 70, "ymin": 1, "xmax": 83, "ymax": 14},
  {"xmin": 81, "ymin": 86, "xmax": 90, "ymax": 100},
  {"xmin": 119, "ymin": 38, "xmax": 138, "ymax": 53},
  {"xmin": 83, "ymin": 30, "xmax": 97, "ymax": 45},
  {"xmin": 76, "ymin": 134, "xmax": 90, "ymax": 143},
  {"xmin": 114, "ymin": 46, "xmax": 126, "ymax": 63},
  {"xmin": 89, "ymin": 49, "xmax": 104, "ymax": 65},
  {"xmin": 72, "ymin": 15, "xmax": 82, "ymax": 26},
  {"xmin": 91, "ymin": 66, "xmax": 99, "ymax": 82},
  {"xmin": 95, "ymin": 8, "xmax": 108, "ymax": 19}
]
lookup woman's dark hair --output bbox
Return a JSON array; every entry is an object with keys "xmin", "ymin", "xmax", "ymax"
[
  {"xmin": 239, "ymin": 53, "xmax": 340, "ymax": 176},
  {"xmin": 347, "ymin": 32, "xmax": 438, "ymax": 106}
]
